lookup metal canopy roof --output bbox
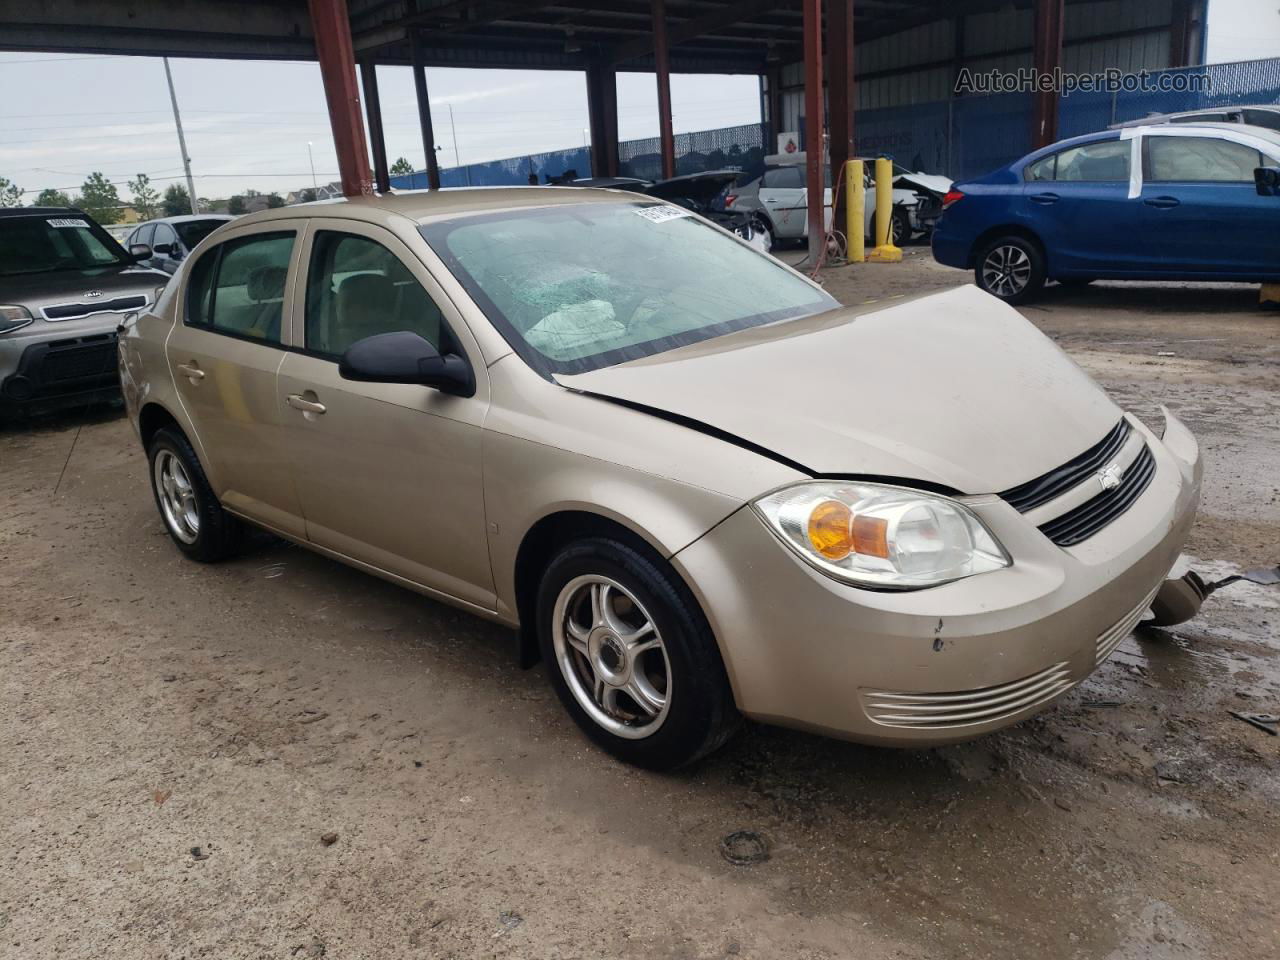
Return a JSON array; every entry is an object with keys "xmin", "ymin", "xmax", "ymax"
[{"xmin": 0, "ymin": 0, "xmax": 1031, "ymax": 74}]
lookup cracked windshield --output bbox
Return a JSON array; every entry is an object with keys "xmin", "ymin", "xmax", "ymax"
[{"xmin": 424, "ymin": 201, "xmax": 835, "ymax": 372}]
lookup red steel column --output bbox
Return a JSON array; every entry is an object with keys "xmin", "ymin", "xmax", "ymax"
[
  {"xmin": 827, "ymin": 0, "xmax": 855, "ymax": 239},
  {"xmin": 803, "ymin": 0, "xmax": 825, "ymax": 264},
  {"xmin": 651, "ymin": 0, "xmax": 676, "ymax": 179},
  {"xmin": 1031, "ymin": 0, "xmax": 1064, "ymax": 149},
  {"xmin": 307, "ymin": 0, "xmax": 374, "ymax": 197},
  {"xmin": 586, "ymin": 60, "xmax": 620, "ymax": 177},
  {"xmin": 359, "ymin": 60, "xmax": 391, "ymax": 193}
]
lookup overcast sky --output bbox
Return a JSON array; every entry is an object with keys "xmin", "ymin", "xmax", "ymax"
[{"xmin": 1, "ymin": 2, "xmax": 1275, "ymax": 204}]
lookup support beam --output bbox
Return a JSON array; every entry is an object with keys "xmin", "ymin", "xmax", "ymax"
[
  {"xmin": 1031, "ymin": 0, "xmax": 1064, "ymax": 149},
  {"xmin": 803, "ymin": 0, "xmax": 825, "ymax": 265},
  {"xmin": 1168, "ymin": 0, "xmax": 1199, "ymax": 68},
  {"xmin": 585, "ymin": 60, "xmax": 620, "ymax": 178},
  {"xmin": 651, "ymin": 0, "xmax": 676, "ymax": 180},
  {"xmin": 827, "ymin": 0, "xmax": 855, "ymax": 243},
  {"xmin": 306, "ymin": 0, "xmax": 374, "ymax": 198},
  {"xmin": 359, "ymin": 60, "xmax": 390, "ymax": 193},
  {"xmin": 410, "ymin": 30, "xmax": 441, "ymax": 190},
  {"xmin": 765, "ymin": 64, "xmax": 783, "ymax": 150}
]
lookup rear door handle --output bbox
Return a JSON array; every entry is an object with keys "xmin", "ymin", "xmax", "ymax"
[
  {"xmin": 286, "ymin": 393, "xmax": 326, "ymax": 415},
  {"xmin": 1144, "ymin": 196, "xmax": 1181, "ymax": 209},
  {"xmin": 1029, "ymin": 192, "xmax": 1060, "ymax": 205},
  {"xmin": 175, "ymin": 362, "xmax": 205, "ymax": 381}
]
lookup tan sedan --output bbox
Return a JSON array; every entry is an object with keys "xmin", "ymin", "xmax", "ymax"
[{"xmin": 118, "ymin": 188, "xmax": 1201, "ymax": 769}]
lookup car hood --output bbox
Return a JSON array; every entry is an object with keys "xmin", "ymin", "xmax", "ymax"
[
  {"xmin": 647, "ymin": 171, "xmax": 740, "ymax": 206},
  {"xmin": 555, "ymin": 284, "xmax": 1121, "ymax": 494},
  {"xmin": 893, "ymin": 171, "xmax": 953, "ymax": 195},
  {"xmin": 3, "ymin": 264, "xmax": 169, "ymax": 311}
]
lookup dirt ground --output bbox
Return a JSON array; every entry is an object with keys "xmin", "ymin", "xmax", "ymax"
[{"xmin": 2, "ymin": 252, "xmax": 1278, "ymax": 960}]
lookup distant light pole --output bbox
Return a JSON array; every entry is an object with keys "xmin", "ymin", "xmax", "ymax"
[
  {"xmin": 162, "ymin": 57, "xmax": 199, "ymax": 215},
  {"xmin": 306, "ymin": 141, "xmax": 319, "ymax": 193},
  {"xmin": 447, "ymin": 104, "xmax": 469, "ymax": 186}
]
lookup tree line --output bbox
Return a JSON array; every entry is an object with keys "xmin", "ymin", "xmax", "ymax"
[{"xmin": 0, "ymin": 155, "xmax": 420, "ymax": 222}]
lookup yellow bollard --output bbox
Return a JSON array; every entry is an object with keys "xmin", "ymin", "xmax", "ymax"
[
  {"xmin": 867, "ymin": 155, "xmax": 902, "ymax": 263},
  {"xmin": 845, "ymin": 159, "xmax": 865, "ymax": 263},
  {"xmin": 1261, "ymin": 284, "xmax": 1280, "ymax": 310}
]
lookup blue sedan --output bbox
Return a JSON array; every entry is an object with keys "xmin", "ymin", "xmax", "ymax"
[{"xmin": 932, "ymin": 123, "xmax": 1280, "ymax": 303}]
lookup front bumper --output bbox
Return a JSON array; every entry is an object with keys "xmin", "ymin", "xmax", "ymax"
[
  {"xmin": 0, "ymin": 329, "xmax": 122, "ymax": 413},
  {"xmin": 671, "ymin": 410, "xmax": 1201, "ymax": 746}
]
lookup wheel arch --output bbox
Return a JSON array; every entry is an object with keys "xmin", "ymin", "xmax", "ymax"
[
  {"xmin": 512, "ymin": 509, "xmax": 689, "ymax": 669},
  {"xmin": 138, "ymin": 401, "xmax": 185, "ymax": 451},
  {"xmin": 968, "ymin": 223, "xmax": 1047, "ymax": 269}
]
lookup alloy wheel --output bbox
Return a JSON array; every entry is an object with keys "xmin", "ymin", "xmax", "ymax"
[
  {"xmin": 552, "ymin": 574, "xmax": 672, "ymax": 739},
  {"xmin": 154, "ymin": 449, "xmax": 200, "ymax": 544},
  {"xmin": 982, "ymin": 244, "xmax": 1032, "ymax": 298}
]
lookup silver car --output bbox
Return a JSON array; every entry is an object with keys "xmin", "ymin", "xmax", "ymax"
[{"xmin": 1, "ymin": 208, "xmax": 168, "ymax": 416}]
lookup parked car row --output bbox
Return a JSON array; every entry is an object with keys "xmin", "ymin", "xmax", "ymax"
[{"xmin": 728, "ymin": 152, "xmax": 952, "ymax": 249}]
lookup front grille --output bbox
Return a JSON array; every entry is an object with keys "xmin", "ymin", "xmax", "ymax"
[
  {"xmin": 861, "ymin": 660, "xmax": 1074, "ymax": 729},
  {"xmin": 1038, "ymin": 444, "xmax": 1156, "ymax": 547},
  {"xmin": 1095, "ymin": 583, "xmax": 1161, "ymax": 666},
  {"xmin": 1000, "ymin": 419, "xmax": 1132, "ymax": 513},
  {"xmin": 42, "ymin": 294, "xmax": 146, "ymax": 321}
]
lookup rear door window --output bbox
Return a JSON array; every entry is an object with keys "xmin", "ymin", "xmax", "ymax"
[
  {"xmin": 1054, "ymin": 140, "xmax": 1131, "ymax": 181},
  {"xmin": 762, "ymin": 166, "xmax": 803, "ymax": 189},
  {"xmin": 184, "ymin": 231, "xmax": 295, "ymax": 344}
]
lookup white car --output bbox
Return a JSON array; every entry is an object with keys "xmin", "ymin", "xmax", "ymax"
[{"xmin": 728, "ymin": 153, "xmax": 952, "ymax": 248}]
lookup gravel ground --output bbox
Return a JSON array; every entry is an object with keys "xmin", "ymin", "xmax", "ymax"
[{"xmin": 2, "ymin": 252, "xmax": 1278, "ymax": 960}]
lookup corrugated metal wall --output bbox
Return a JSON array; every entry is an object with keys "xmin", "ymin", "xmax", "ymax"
[{"xmin": 779, "ymin": 0, "xmax": 1178, "ymax": 128}]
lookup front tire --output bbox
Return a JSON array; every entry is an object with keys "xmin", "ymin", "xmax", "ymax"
[
  {"xmin": 147, "ymin": 427, "xmax": 244, "ymax": 562},
  {"xmin": 975, "ymin": 235, "xmax": 1046, "ymax": 304},
  {"xmin": 537, "ymin": 536, "xmax": 739, "ymax": 769}
]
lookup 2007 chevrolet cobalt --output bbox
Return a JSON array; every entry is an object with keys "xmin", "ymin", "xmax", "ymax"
[{"xmin": 118, "ymin": 188, "xmax": 1201, "ymax": 769}]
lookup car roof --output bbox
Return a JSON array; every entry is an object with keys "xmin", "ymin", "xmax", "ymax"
[
  {"xmin": 224, "ymin": 185, "xmax": 658, "ymax": 230},
  {"xmin": 1125, "ymin": 121, "xmax": 1280, "ymax": 148},
  {"xmin": 136, "ymin": 214, "xmax": 236, "ymax": 225},
  {"xmin": 0, "ymin": 206, "xmax": 84, "ymax": 219},
  {"xmin": 1112, "ymin": 103, "xmax": 1280, "ymax": 127}
]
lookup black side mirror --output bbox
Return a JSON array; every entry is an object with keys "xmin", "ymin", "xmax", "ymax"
[
  {"xmin": 338, "ymin": 331, "xmax": 475, "ymax": 397},
  {"xmin": 129, "ymin": 243, "xmax": 152, "ymax": 261},
  {"xmin": 1254, "ymin": 166, "xmax": 1280, "ymax": 197},
  {"xmin": 153, "ymin": 242, "xmax": 173, "ymax": 256}
]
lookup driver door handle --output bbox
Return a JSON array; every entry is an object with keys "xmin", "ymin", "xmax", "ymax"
[
  {"xmin": 1029, "ymin": 192, "xmax": 1060, "ymax": 205},
  {"xmin": 286, "ymin": 393, "xmax": 326, "ymax": 415},
  {"xmin": 1144, "ymin": 196, "xmax": 1181, "ymax": 209},
  {"xmin": 175, "ymin": 362, "xmax": 205, "ymax": 381}
]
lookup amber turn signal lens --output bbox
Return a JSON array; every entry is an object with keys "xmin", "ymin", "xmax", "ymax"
[{"xmin": 807, "ymin": 499, "xmax": 853, "ymax": 560}]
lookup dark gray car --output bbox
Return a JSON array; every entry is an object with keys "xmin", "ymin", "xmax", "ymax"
[
  {"xmin": 1, "ymin": 208, "xmax": 169, "ymax": 415},
  {"xmin": 125, "ymin": 215, "xmax": 234, "ymax": 274}
]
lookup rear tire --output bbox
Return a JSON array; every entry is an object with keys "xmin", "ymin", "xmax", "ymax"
[
  {"xmin": 147, "ymin": 427, "xmax": 244, "ymax": 562},
  {"xmin": 537, "ymin": 536, "xmax": 740, "ymax": 769},
  {"xmin": 975, "ymin": 235, "xmax": 1047, "ymax": 304}
]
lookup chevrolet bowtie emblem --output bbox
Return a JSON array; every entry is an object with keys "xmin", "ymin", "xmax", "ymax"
[{"xmin": 1097, "ymin": 462, "xmax": 1125, "ymax": 491}]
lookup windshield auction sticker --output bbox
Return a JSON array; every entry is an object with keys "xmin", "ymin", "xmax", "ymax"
[
  {"xmin": 46, "ymin": 218, "xmax": 91, "ymax": 229},
  {"xmin": 634, "ymin": 205, "xmax": 693, "ymax": 224}
]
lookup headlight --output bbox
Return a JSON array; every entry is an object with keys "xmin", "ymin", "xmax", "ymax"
[
  {"xmin": 752, "ymin": 481, "xmax": 1010, "ymax": 589},
  {"xmin": 0, "ymin": 305, "xmax": 33, "ymax": 335}
]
